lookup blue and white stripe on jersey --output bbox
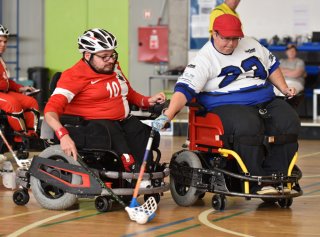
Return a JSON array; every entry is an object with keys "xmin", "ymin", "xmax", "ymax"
[{"xmin": 174, "ymin": 36, "xmax": 279, "ymax": 109}]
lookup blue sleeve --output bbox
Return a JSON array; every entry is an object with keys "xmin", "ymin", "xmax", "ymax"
[
  {"xmin": 269, "ymin": 59, "xmax": 280, "ymax": 75},
  {"xmin": 174, "ymin": 82, "xmax": 197, "ymax": 102}
]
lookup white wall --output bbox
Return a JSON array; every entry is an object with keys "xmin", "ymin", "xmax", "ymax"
[
  {"xmin": 238, "ymin": 0, "xmax": 320, "ymax": 40},
  {"xmin": 1, "ymin": 0, "xmax": 44, "ymax": 80}
]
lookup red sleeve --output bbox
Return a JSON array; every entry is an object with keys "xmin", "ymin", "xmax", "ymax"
[
  {"xmin": 127, "ymin": 83, "xmax": 151, "ymax": 109},
  {"xmin": 0, "ymin": 78, "xmax": 8, "ymax": 91},
  {"xmin": 8, "ymin": 79, "xmax": 22, "ymax": 92},
  {"xmin": 44, "ymin": 94, "xmax": 69, "ymax": 116},
  {"xmin": 44, "ymin": 61, "xmax": 89, "ymax": 116}
]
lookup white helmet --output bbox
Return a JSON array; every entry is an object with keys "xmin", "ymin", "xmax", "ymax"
[
  {"xmin": 78, "ymin": 28, "xmax": 117, "ymax": 53},
  {"xmin": 0, "ymin": 24, "xmax": 9, "ymax": 36}
]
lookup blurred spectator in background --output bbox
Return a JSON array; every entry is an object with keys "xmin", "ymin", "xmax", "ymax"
[
  {"xmin": 208, "ymin": 0, "xmax": 241, "ymax": 36},
  {"xmin": 274, "ymin": 44, "xmax": 306, "ymax": 96}
]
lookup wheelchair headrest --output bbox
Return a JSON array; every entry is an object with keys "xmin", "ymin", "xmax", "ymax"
[{"xmin": 49, "ymin": 72, "xmax": 62, "ymax": 94}]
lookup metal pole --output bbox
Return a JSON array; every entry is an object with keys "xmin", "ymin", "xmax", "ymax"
[
  {"xmin": 157, "ymin": 0, "xmax": 167, "ymax": 25},
  {"xmin": 16, "ymin": 0, "xmax": 20, "ymax": 80}
]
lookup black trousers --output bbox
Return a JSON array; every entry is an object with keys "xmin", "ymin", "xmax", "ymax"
[
  {"xmin": 87, "ymin": 116, "xmax": 159, "ymax": 170},
  {"xmin": 210, "ymin": 99, "xmax": 300, "ymax": 176}
]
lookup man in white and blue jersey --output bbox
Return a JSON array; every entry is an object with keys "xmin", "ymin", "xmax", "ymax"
[{"xmin": 153, "ymin": 14, "xmax": 300, "ymax": 194}]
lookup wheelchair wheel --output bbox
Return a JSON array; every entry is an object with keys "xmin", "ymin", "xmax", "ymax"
[
  {"xmin": 30, "ymin": 145, "xmax": 81, "ymax": 210},
  {"xmin": 212, "ymin": 194, "xmax": 227, "ymax": 210},
  {"xmin": 13, "ymin": 189, "xmax": 30, "ymax": 206},
  {"xmin": 95, "ymin": 196, "xmax": 112, "ymax": 212},
  {"xmin": 278, "ymin": 198, "xmax": 293, "ymax": 208},
  {"xmin": 170, "ymin": 151, "xmax": 202, "ymax": 207}
]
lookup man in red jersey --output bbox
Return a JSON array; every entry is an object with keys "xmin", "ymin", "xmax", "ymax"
[
  {"xmin": 0, "ymin": 24, "xmax": 40, "ymax": 143},
  {"xmin": 44, "ymin": 28, "xmax": 165, "ymax": 172}
]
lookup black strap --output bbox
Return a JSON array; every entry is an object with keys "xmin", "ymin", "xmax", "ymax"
[
  {"xmin": 267, "ymin": 134, "xmax": 298, "ymax": 144},
  {"xmin": 224, "ymin": 133, "xmax": 298, "ymax": 146},
  {"xmin": 223, "ymin": 134, "xmax": 265, "ymax": 146}
]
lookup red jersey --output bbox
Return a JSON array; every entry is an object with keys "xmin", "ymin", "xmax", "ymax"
[
  {"xmin": 0, "ymin": 57, "xmax": 22, "ymax": 92},
  {"xmin": 45, "ymin": 59, "xmax": 150, "ymax": 120}
]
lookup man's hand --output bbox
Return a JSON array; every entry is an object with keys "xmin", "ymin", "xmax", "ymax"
[
  {"xmin": 148, "ymin": 92, "xmax": 166, "ymax": 105},
  {"xmin": 282, "ymin": 87, "xmax": 296, "ymax": 98},
  {"xmin": 152, "ymin": 114, "xmax": 169, "ymax": 131},
  {"xmin": 19, "ymin": 86, "xmax": 36, "ymax": 94},
  {"xmin": 60, "ymin": 135, "xmax": 78, "ymax": 161}
]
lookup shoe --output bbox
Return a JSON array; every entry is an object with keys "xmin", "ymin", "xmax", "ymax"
[{"xmin": 256, "ymin": 186, "xmax": 279, "ymax": 195}]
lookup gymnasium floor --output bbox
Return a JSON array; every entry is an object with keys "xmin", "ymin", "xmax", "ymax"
[{"xmin": 0, "ymin": 136, "xmax": 320, "ymax": 237}]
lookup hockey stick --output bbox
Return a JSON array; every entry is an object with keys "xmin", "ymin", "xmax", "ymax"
[
  {"xmin": 76, "ymin": 154, "xmax": 127, "ymax": 207},
  {"xmin": 0, "ymin": 128, "xmax": 31, "ymax": 169},
  {"xmin": 77, "ymin": 152, "xmax": 157, "ymax": 224},
  {"xmin": 125, "ymin": 129, "xmax": 158, "ymax": 224}
]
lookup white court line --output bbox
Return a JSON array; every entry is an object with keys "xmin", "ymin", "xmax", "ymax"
[
  {"xmin": 6, "ymin": 209, "xmax": 81, "ymax": 237},
  {"xmin": 0, "ymin": 209, "xmax": 45, "ymax": 221},
  {"xmin": 299, "ymin": 152, "xmax": 320, "ymax": 159},
  {"xmin": 302, "ymin": 175, "xmax": 320, "ymax": 178},
  {"xmin": 198, "ymin": 209, "xmax": 254, "ymax": 237},
  {"xmin": 198, "ymin": 193, "xmax": 320, "ymax": 237},
  {"xmin": 300, "ymin": 194, "xmax": 320, "ymax": 199}
]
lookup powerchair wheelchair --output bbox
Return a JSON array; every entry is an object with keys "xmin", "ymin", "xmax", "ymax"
[
  {"xmin": 11, "ymin": 72, "xmax": 170, "ymax": 212},
  {"xmin": 13, "ymin": 104, "xmax": 170, "ymax": 213},
  {"xmin": 169, "ymin": 102, "xmax": 303, "ymax": 210}
]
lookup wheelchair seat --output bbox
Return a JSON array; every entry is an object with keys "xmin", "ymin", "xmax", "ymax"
[{"xmin": 188, "ymin": 105, "xmax": 224, "ymax": 151}]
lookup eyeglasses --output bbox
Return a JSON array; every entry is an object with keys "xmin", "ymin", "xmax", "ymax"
[
  {"xmin": 94, "ymin": 52, "xmax": 118, "ymax": 62},
  {"xmin": 215, "ymin": 32, "xmax": 241, "ymax": 43}
]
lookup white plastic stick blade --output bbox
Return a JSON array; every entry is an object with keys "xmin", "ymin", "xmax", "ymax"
[
  {"xmin": 16, "ymin": 159, "xmax": 32, "ymax": 169},
  {"xmin": 125, "ymin": 196, "xmax": 157, "ymax": 224}
]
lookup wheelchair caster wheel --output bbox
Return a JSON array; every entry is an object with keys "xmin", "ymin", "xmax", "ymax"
[
  {"xmin": 95, "ymin": 196, "xmax": 112, "ymax": 212},
  {"xmin": 13, "ymin": 189, "xmax": 30, "ymax": 206},
  {"xmin": 144, "ymin": 193, "xmax": 160, "ymax": 204},
  {"xmin": 16, "ymin": 150, "xmax": 29, "ymax": 160},
  {"xmin": 278, "ymin": 198, "xmax": 293, "ymax": 208},
  {"xmin": 212, "ymin": 194, "xmax": 226, "ymax": 211}
]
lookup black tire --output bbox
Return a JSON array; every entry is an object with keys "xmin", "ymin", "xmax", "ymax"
[
  {"xmin": 13, "ymin": 189, "xmax": 30, "ymax": 206},
  {"xmin": 278, "ymin": 198, "xmax": 293, "ymax": 208},
  {"xmin": 95, "ymin": 196, "xmax": 112, "ymax": 212},
  {"xmin": 30, "ymin": 145, "xmax": 81, "ymax": 210},
  {"xmin": 144, "ymin": 193, "xmax": 161, "ymax": 204},
  {"xmin": 212, "ymin": 194, "xmax": 227, "ymax": 210},
  {"xmin": 170, "ymin": 151, "xmax": 202, "ymax": 207},
  {"xmin": 16, "ymin": 150, "xmax": 29, "ymax": 160}
]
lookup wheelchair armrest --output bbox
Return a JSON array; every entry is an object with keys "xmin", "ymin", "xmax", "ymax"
[
  {"xmin": 60, "ymin": 114, "xmax": 85, "ymax": 126},
  {"xmin": 186, "ymin": 101, "xmax": 207, "ymax": 116},
  {"xmin": 148, "ymin": 100, "xmax": 170, "ymax": 115},
  {"xmin": 130, "ymin": 100, "xmax": 170, "ymax": 120}
]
